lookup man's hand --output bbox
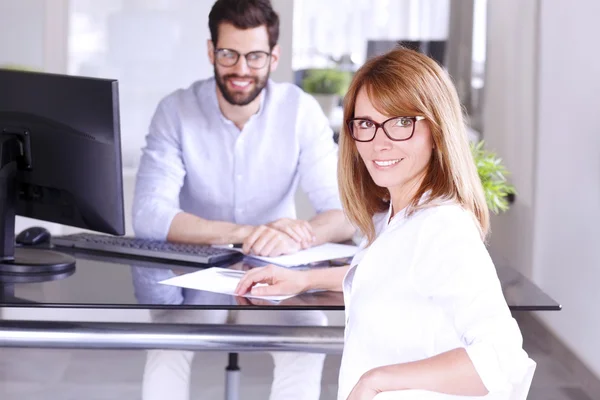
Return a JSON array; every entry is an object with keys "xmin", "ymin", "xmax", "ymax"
[
  {"xmin": 242, "ymin": 225, "xmax": 302, "ymax": 256},
  {"xmin": 267, "ymin": 218, "xmax": 315, "ymax": 249}
]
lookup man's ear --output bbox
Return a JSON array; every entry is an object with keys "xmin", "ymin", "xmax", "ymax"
[
  {"xmin": 269, "ymin": 44, "xmax": 280, "ymax": 72},
  {"xmin": 207, "ymin": 40, "xmax": 215, "ymax": 65}
]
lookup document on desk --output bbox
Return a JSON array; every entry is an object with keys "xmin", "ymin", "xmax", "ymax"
[
  {"xmin": 248, "ymin": 242, "xmax": 359, "ymax": 267},
  {"xmin": 158, "ymin": 267, "xmax": 296, "ymax": 301}
]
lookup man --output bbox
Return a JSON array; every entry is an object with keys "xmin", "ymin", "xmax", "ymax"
[
  {"xmin": 133, "ymin": 0, "xmax": 353, "ymax": 257},
  {"xmin": 132, "ymin": 0, "xmax": 354, "ymax": 399}
]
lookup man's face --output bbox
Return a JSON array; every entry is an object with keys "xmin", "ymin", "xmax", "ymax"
[{"xmin": 208, "ymin": 23, "xmax": 280, "ymax": 106}]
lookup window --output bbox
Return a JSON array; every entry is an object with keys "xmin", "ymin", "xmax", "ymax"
[{"xmin": 292, "ymin": 0, "xmax": 450, "ymax": 70}]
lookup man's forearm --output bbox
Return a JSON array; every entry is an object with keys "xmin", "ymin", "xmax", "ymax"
[
  {"xmin": 167, "ymin": 212, "xmax": 253, "ymax": 245},
  {"xmin": 309, "ymin": 210, "xmax": 355, "ymax": 245}
]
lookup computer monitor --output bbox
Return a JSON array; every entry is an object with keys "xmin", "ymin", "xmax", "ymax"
[{"xmin": 0, "ymin": 69, "xmax": 125, "ymax": 274}]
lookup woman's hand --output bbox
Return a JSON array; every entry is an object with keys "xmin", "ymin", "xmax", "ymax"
[
  {"xmin": 347, "ymin": 370, "xmax": 381, "ymax": 400},
  {"xmin": 234, "ymin": 265, "xmax": 311, "ymax": 297}
]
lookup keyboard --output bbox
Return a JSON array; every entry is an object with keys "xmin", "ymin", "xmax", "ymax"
[{"xmin": 52, "ymin": 233, "xmax": 241, "ymax": 265}]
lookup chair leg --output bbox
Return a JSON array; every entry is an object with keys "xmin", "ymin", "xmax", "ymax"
[{"xmin": 225, "ymin": 352, "xmax": 241, "ymax": 400}]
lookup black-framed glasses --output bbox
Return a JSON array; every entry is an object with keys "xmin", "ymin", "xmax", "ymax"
[
  {"xmin": 214, "ymin": 48, "xmax": 271, "ymax": 69},
  {"xmin": 346, "ymin": 116, "xmax": 426, "ymax": 142}
]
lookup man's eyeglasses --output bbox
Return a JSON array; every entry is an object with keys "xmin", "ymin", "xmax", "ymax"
[
  {"xmin": 346, "ymin": 116, "xmax": 426, "ymax": 142},
  {"xmin": 214, "ymin": 48, "xmax": 271, "ymax": 69}
]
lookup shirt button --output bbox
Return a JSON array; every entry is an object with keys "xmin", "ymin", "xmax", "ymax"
[
  {"xmin": 236, "ymin": 207, "xmax": 243, "ymax": 213},
  {"xmin": 236, "ymin": 174, "xmax": 242, "ymax": 180}
]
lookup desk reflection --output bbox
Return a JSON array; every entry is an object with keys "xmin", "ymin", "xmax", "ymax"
[{"xmin": 131, "ymin": 262, "xmax": 329, "ymax": 400}]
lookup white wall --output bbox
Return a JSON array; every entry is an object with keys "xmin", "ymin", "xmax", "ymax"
[
  {"xmin": 270, "ymin": 0, "xmax": 294, "ymax": 84},
  {"xmin": 532, "ymin": 0, "xmax": 600, "ymax": 378},
  {"xmin": 0, "ymin": 0, "xmax": 45, "ymax": 69},
  {"xmin": 483, "ymin": 0, "xmax": 539, "ymax": 278},
  {"xmin": 68, "ymin": 0, "xmax": 216, "ymax": 168},
  {"xmin": 484, "ymin": 0, "xmax": 600, "ymax": 379}
]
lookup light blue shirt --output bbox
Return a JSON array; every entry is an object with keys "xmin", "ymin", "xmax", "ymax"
[{"xmin": 132, "ymin": 77, "xmax": 342, "ymax": 239}]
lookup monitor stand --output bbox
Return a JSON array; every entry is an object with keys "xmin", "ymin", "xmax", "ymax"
[{"xmin": 0, "ymin": 132, "xmax": 75, "ymax": 274}]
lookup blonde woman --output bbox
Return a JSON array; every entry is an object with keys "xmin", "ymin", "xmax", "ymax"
[{"xmin": 235, "ymin": 47, "xmax": 531, "ymax": 400}]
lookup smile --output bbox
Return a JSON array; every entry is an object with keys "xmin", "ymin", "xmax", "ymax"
[
  {"xmin": 373, "ymin": 159, "xmax": 402, "ymax": 167},
  {"xmin": 229, "ymin": 79, "xmax": 252, "ymax": 88}
]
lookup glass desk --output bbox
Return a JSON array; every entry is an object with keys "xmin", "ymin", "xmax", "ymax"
[{"xmin": 0, "ymin": 246, "xmax": 561, "ymax": 354}]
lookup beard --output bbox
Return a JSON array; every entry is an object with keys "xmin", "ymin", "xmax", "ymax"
[{"xmin": 214, "ymin": 66, "xmax": 270, "ymax": 106}]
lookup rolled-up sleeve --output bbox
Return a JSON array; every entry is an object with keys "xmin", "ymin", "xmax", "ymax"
[
  {"xmin": 132, "ymin": 95, "xmax": 186, "ymax": 239},
  {"xmin": 295, "ymin": 94, "xmax": 342, "ymax": 214},
  {"xmin": 410, "ymin": 207, "xmax": 531, "ymax": 394}
]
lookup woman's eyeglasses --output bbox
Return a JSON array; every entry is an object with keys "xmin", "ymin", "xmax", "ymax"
[{"xmin": 346, "ymin": 116, "xmax": 425, "ymax": 142}]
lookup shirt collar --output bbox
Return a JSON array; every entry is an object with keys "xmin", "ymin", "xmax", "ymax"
[
  {"xmin": 386, "ymin": 190, "xmax": 433, "ymax": 226},
  {"xmin": 207, "ymin": 77, "xmax": 269, "ymax": 125}
]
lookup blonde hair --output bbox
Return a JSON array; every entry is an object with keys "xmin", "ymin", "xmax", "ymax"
[{"xmin": 338, "ymin": 47, "xmax": 489, "ymax": 244}]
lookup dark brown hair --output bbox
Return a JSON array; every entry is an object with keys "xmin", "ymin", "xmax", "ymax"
[{"xmin": 209, "ymin": 0, "xmax": 280, "ymax": 49}]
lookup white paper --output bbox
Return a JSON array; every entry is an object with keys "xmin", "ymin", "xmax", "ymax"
[
  {"xmin": 249, "ymin": 243, "xmax": 358, "ymax": 267},
  {"xmin": 158, "ymin": 267, "xmax": 295, "ymax": 301},
  {"xmin": 213, "ymin": 242, "xmax": 358, "ymax": 267}
]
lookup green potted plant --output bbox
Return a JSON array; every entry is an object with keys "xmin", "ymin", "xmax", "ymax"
[
  {"xmin": 0, "ymin": 64, "xmax": 40, "ymax": 72},
  {"xmin": 471, "ymin": 140, "xmax": 516, "ymax": 214},
  {"xmin": 302, "ymin": 68, "xmax": 352, "ymax": 118}
]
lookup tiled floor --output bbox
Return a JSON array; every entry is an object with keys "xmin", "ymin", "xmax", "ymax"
[{"xmin": 0, "ymin": 317, "xmax": 596, "ymax": 400}]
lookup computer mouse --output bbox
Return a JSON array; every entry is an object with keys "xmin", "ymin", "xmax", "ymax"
[{"xmin": 16, "ymin": 226, "xmax": 51, "ymax": 246}]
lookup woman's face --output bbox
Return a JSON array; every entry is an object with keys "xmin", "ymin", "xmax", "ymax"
[{"xmin": 353, "ymin": 87, "xmax": 433, "ymax": 197}]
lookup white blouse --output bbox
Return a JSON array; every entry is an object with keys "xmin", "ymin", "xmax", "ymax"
[{"xmin": 338, "ymin": 202, "xmax": 531, "ymax": 400}]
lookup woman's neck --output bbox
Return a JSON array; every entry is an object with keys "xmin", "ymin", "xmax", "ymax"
[{"xmin": 389, "ymin": 175, "xmax": 426, "ymax": 217}]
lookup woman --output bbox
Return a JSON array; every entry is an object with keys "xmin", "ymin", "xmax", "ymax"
[{"xmin": 235, "ymin": 47, "xmax": 531, "ymax": 400}]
